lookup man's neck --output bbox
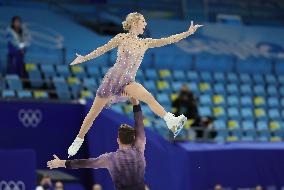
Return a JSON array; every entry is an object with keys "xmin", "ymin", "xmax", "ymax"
[{"xmin": 119, "ymin": 144, "xmax": 132, "ymax": 150}]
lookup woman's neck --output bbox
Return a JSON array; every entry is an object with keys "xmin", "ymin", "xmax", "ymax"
[{"xmin": 129, "ymin": 30, "xmax": 139, "ymax": 37}]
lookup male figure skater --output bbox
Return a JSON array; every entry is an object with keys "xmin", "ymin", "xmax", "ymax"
[{"xmin": 47, "ymin": 98, "xmax": 146, "ymax": 190}]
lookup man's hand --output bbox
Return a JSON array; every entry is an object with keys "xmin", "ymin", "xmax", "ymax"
[
  {"xmin": 47, "ymin": 155, "xmax": 66, "ymax": 169},
  {"xmin": 130, "ymin": 97, "xmax": 139, "ymax": 106},
  {"xmin": 188, "ymin": 21, "xmax": 203, "ymax": 34}
]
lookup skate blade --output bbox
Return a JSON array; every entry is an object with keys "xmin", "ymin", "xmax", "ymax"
[{"xmin": 173, "ymin": 116, "xmax": 187, "ymax": 138}]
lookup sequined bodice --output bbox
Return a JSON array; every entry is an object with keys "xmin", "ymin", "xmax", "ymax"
[{"xmin": 113, "ymin": 34, "xmax": 147, "ymax": 78}]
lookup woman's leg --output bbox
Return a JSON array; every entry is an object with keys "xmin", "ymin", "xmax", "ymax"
[
  {"xmin": 124, "ymin": 82, "xmax": 166, "ymax": 118},
  {"xmin": 77, "ymin": 96, "xmax": 111, "ymax": 139}
]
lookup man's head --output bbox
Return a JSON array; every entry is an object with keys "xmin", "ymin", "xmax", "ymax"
[
  {"xmin": 40, "ymin": 175, "xmax": 52, "ymax": 189},
  {"xmin": 118, "ymin": 124, "xmax": 135, "ymax": 145},
  {"xmin": 92, "ymin": 184, "xmax": 102, "ymax": 190},
  {"xmin": 55, "ymin": 181, "xmax": 64, "ymax": 190}
]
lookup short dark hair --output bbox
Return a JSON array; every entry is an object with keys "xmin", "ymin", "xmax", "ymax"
[{"xmin": 118, "ymin": 124, "xmax": 135, "ymax": 145}]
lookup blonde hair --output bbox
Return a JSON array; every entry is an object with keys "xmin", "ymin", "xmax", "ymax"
[{"xmin": 122, "ymin": 12, "xmax": 143, "ymax": 31}]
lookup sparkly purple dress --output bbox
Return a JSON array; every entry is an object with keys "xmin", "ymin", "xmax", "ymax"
[{"xmin": 83, "ymin": 31, "xmax": 192, "ymax": 106}]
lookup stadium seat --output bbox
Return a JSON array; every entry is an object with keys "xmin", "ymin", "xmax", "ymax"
[
  {"xmin": 268, "ymin": 109, "xmax": 281, "ymax": 120},
  {"xmin": 6, "ymin": 74, "xmax": 23, "ymax": 90},
  {"xmin": 71, "ymin": 66, "xmax": 86, "ymax": 79},
  {"xmin": 101, "ymin": 66, "xmax": 110, "ymax": 76},
  {"xmin": 33, "ymin": 90, "xmax": 49, "ymax": 99},
  {"xmin": 145, "ymin": 69, "xmax": 158, "ymax": 80},
  {"xmin": 243, "ymin": 130, "xmax": 257, "ymax": 141},
  {"xmin": 17, "ymin": 90, "xmax": 32, "ymax": 99},
  {"xmin": 213, "ymin": 107, "xmax": 226, "ymax": 119},
  {"xmin": 269, "ymin": 121, "xmax": 282, "ymax": 131},
  {"xmin": 254, "ymin": 85, "xmax": 266, "ymax": 96},
  {"xmin": 242, "ymin": 120, "xmax": 255, "ymax": 131},
  {"xmin": 53, "ymin": 77, "xmax": 71, "ymax": 100},
  {"xmin": 25, "ymin": 64, "xmax": 43, "ymax": 88},
  {"xmin": 241, "ymin": 108, "xmax": 253, "ymax": 119},
  {"xmin": 2, "ymin": 90, "xmax": 15, "ymax": 98},
  {"xmin": 83, "ymin": 78, "xmax": 97, "ymax": 92},
  {"xmin": 256, "ymin": 121, "xmax": 268, "ymax": 131},
  {"xmin": 264, "ymin": 74, "xmax": 276, "ymax": 84},
  {"xmin": 240, "ymin": 84, "xmax": 252, "ymax": 95},
  {"xmin": 171, "ymin": 82, "xmax": 183, "ymax": 92},
  {"xmin": 199, "ymin": 95, "xmax": 212, "ymax": 106},
  {"xmin": 188, "ymin": 83, "xmax": 199, "ymax": 95},
  {"xmin": 173, "ymin": 70, "xmax": 186, "ymax": 81},
  {"xmin": 213, "ymin": 120, "xmax": 227, "ymax": 130},
  {"xmin": 227, "ymin": 73, "xmax": 238, "ymax": 83},
  {"xmin": 258, "ymin": 130, "xmax": 271, "ymax": 141},
  {"xmin": 157, "ymin": 81, "xmax": 171, "ymax": 92},
  {"xmin": 228, "ymin": 107, "xmax": 240, "ymax": 120},
  {"xmin": 267, "ymin": 85, "xmax": 278, "ymax": 97},
  {"xmin": 213, "ymin": 72, "xmax": 226, "ymax": 83},
  {"xmin": 254, "ymin": 96, "xmax": 266, "ymax": 107},
  {"xmin": 213, "ymin": 95, "xmax": 225, "ymax": 106},
  {"xmin": 136, "ymin": 70, "xmax": 144, "ymax": 81},
  {"xmin": 252, "ymin": 74, "xmax": 264, "ymax": 84},
  {"xmin": 227, "ymin": 84, "xmax": 239, "ymax": 95},
  {"xmin": 80, "ymin": 90, "xmax": 94, "ymax": 100},
  {"xmin": 228, "ymin": 120, "xmax": 240, "ymax": 130},
  {"xmin": 254, "ymin": 108, "xmax": 267, "ymax": 120},
  {"xmin": 213, "ymin": 83, "xmax": 226, "ymax": 95},
  {"xmin": 268, "ymin": 97, "xmax": 279, "ymax": 108},
  {"xmin": 56, "ymin": 65, "xmax": 70, "ymax": 77},
  {"xmin": 41, "ymin": 64, "xmax": 56, "ymax": 79},
  {"xmin": 67, "ymin": 77, "xmax": 82, "ymax": 98},
  {"xmin": 143, "ymin": 81, "xmax": 157, "ymax": 94},
  {"xmin": 200, "ymin": 72, "xmax": 213, "ymax": 82},
  {"xmin": 198, "ymin": 106, "xmax": 212, "ymax": 117},
  {"xmin": 199, "ymin": 82, "xmax": 212, "ymax": 94},
  {"xmin": 187, "ymin": 71, "xmax": 199, "ymax": 82},
  {"xmin": 239, "ymin": 73, "xmax": 252, "ymax": 84},
  {"xmin": 158, "ymin": 70, "xmax": 172, "ymax": 81},
  {"xmin": 240, "ymin": 96, "xmax": 253, "ymax": 107},
  {"xmin": 227, "ymin": 96, "xmax": 239, "ymax": 107}
]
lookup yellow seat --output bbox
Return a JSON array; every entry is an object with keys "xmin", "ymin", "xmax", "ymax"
[
  {"xmin": 67, "ymin": 77, "xmax": 80, "ymax": 85},
  {"xmin": 254, "ymin": 96, "xmax": 265, "ymax": 106},
  {"xmin": 25, "ymin": 63, "xmax": 36, "ymax": 72},
  {"xmin": 254, "ymin": 108, "xmax": 266, "ymax": 118},
  {"xmin": 269, "ymin": 121, "xmax": 281, "ymax": 130},
  {"xmin": 71, "ymin": 66, "xmax": 83, "ymax": 73},
  {"xmin": 199, "ymin": 82, "xmax": 210, "ymax": 92},
  {"xmin": 159, "ymin": 70, "xmax": 171, "ymax": 78},
  {"xmin": 270, "ymin": 136, "xmax": 281, "ymax": 142},
  {"xmin": 157, "ymin": 81, "xmax": 169, "ymax": 90},
  {"xmin": 213, "ymin": 107, "xmax": 225, "ymax": 117},
  {"xmin": 81, "ymin": 90, "xmax": 92, "ymax": 98},
  {"xmin": 170, "ymin": 93, "xmax": 178, "ymax": 101},
  {"xmin": 228, "ymin": 120, "xmax": 239, "ymax": 130},
  {"xmin": 34, "ymin": 90, "xmax": 47, "ymax": 98},
  {"xmin": 227, "ymin": 136, "xmax": 238, "ymax": 142},
  {"xmin": 213, "ymin": 95, "xmax": 224, "ymax": 105}
]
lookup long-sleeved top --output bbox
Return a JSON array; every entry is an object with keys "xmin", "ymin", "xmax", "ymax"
[{"xmin": 65, "ymin": 105, "xmax": 146, "ymax": 190}]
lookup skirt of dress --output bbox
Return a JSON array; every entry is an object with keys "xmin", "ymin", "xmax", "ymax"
[{"xmin": 96, "ymin": 68, "xmax": 134, "ymax": 107}]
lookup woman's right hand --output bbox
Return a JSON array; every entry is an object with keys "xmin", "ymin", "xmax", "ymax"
[
  {"xmin": 70, "ymin": 53, "xmax": 85, "ymax": 65},
  {"xmin": 188, "ymin": 21, "xmax": 203, "ymax": 34}
]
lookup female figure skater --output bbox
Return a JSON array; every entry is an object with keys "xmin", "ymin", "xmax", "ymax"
[{"xmin": 68, "ymin": 12, "xmax": 203, "ymax": 157}]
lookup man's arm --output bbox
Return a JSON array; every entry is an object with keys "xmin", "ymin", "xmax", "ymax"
[
  {"xmin": 47, "ymin": 154, "xmax": 109, "ymax": 170},
  {"xmin": 132, "ymin": 102, "xmax": 146, "ymax": 152}
]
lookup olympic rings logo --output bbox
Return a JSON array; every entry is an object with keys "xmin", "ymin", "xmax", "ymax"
[
  {"xmin": 0, "ymin": 180, "xmax": 25, "ymax": 190},
  {"xmin": 18, "ymin": 109, "xmax": 42, "ymax": 127}
]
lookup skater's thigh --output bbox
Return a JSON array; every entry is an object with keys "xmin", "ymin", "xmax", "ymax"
[
  {"xmin": 124, "ymin": 82, "xmax": 151, "ymax": 99},
  {"xmin": 90, "ymin": 95, "xmax": 111, "ymax": 111}
]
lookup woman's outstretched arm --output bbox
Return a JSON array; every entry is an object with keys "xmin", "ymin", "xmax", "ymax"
[
  {"xmin": 145, "ymin": 21, "xmax": 202, "ymax": 48},
  {"xmin": 70, "ymin": 33, "xmax": 124, "ymax": 65}
]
